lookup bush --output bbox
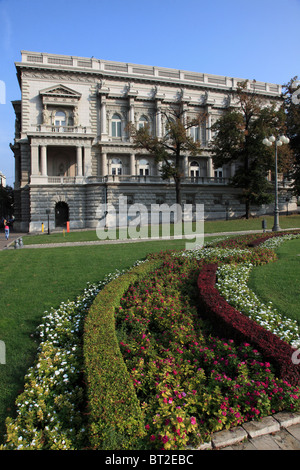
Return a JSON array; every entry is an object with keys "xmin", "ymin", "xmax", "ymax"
[{"xmin": 83, "ymin": 259, "xmax": 162, "ymax": 450}]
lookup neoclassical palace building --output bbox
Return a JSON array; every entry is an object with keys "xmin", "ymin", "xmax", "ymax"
[{"xmin": 10, "ymin": 51, "xmax": 295, "ymax": 232}]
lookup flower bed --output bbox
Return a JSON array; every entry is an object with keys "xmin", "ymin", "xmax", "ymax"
[
  {"xmin": 1, "ymin": 281, "xmax": 103, "ymax": 450},
  {"xmin": 1, "ymin": 262, "xmax": 152, "ymax": 450},
  {"xmin": 214, "ymin": 230, "xmax": 300, "ymax": 250},
  {"xmin": 83, "ymin": 259, "xmax": 163, "ymax": 450},
  {"xmin": 114, "ymin": 252, "xmax": 299, "ymax": 450},
  {"xmin": 215, "ymin": 263, "xmax": 300, "ymax": 348},
  {"xmin": 197, "ymin": 263, "xmax": 300, "ymax": 386},
  {"xmin": 2, "ymin": 232, "xmax": 300, "ymax": 450}
]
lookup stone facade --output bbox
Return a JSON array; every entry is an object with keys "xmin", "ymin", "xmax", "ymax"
[{"xmin": 10, "ymin": 51, "xmax": 296, "ymax": 232}]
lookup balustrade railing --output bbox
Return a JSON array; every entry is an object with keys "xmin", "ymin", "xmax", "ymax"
[
  {"xmin": 45, "ymin": 175, "xmax": 229, "ymax": 185},
  {"xmin": 35, "ymin": 125, "xmax": 91, "ymax": 134}
]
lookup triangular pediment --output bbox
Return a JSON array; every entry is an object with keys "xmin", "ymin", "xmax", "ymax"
[{"xmin": 40, "ymin": 84, "xmax": 81, "ymax": 99}]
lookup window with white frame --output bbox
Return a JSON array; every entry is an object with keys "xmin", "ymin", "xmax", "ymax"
[
  {"xmin": 111, "ymin": 114, "xmax": 122, "ymax": 137},
  {"xmin": 214, "ymin": 167, "xmax": 223, "ymax": 178},
  {"xmin": 190, "ymin": 126, "xmax": 200, "ymax": 142},
  {"xmin": 111, "ymin": 158, "xmax": 123, "ymax": 175},
  {"xmin": 191, "ymin": 121, "xmax": 206, "ymax": 143},
  {"xmin": 139, "ymin": 158, "xmax": 150, "ymax": 176},
  {"xmin": 190, "ymin": 161, "xmax": 200, "ymax": 177},
  {"xmin": 138, "ymin": 116, "xmax": 148, "ymax": 129},
  {"xmin": 55, "ymin": 111, "xmax": 66, "ymax": 127}
]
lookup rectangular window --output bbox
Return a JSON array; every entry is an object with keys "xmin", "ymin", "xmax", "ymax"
[
  {"xmin": 214, "ymin": 169, "xmax": 223, "ymax": 178},
  {"xmin": 112, "ymin": 121, "xmax": 121, "ymax": 137},
  {"xmin": 190, "ymin": 127, "xmax": 200, "ymax": 142}
]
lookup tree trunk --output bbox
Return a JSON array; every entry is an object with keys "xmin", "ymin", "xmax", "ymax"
[
  {"xmin": 174, "ymin": 175, "xmax": 182, "ymax": 222},
  {"xmin": 245, "ymin": 198, "xmax": 250, "ymax": 219}
]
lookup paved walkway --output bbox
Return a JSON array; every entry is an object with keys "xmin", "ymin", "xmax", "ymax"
[
  {"xmin": 2, "ymin": 227, "xmax": 300, "ymax": 251},
  {"xmin": 206, "ymin": 412, "xmax": 300, "ymax": 450},
  {"xmin": 0, "ymin": 231, "xmax": 25, "ymax": 251}
]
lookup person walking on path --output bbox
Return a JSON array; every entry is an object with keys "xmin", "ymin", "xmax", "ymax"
[{"xmin": 4, "ymin": 224, "xmax": 9, "ymax": 241}]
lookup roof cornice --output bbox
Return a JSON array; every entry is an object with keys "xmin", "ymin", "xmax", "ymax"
[{"xmin": 15, "ymin": 50, "xmax": 282, "ymax": 99}]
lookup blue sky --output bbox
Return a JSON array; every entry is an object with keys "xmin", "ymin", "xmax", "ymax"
[{"xmin": 0, "ymin": 0, "xmax": 299, "ymax": 186}]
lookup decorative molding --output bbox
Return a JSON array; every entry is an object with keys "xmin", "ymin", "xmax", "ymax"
[{"xmin": 40, "ymin": 84, "xmax": 82, "ymax": 98}]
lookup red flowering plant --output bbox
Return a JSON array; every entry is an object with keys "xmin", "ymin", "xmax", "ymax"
[
  {"xmin": 115, "ymin": 254, "xmax": 300, "ymax": 450},
  {"xmin": 214, "ymin": 231, "xmax": 300, "ymax": 250},
  {"xmin": 197, "ymin": 263, "xmax": 300, "ymax": 386}
]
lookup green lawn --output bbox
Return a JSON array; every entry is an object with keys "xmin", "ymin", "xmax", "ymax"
[
  {"xmin": 248, "ymin": 237, "xmax": 300, "ymax": 325},
  {"xmin": 22, "ymin": 214, "xmax": 300, "ymax": 245},
  {"xmin": 0, "ymin": 238, "xmax": 187, "ymax": 441}
]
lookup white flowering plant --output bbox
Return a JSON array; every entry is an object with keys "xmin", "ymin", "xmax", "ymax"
[
  {"xmin": 215, "ymin": 263, "xmax": 300, "ymax": 349},
  {"xmin": 1, "ymin": 265, "xmax": 142, "ymax": 450}
]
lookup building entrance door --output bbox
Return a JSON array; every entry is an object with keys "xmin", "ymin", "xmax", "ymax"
[{"xmin": 55, "ymin": 202, "xmax": 69, "ymax": 227}]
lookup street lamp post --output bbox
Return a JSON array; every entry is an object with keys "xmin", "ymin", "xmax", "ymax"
[{"xmin": 262, "ymin": 135, "xmax": 290, "ymax": 231}]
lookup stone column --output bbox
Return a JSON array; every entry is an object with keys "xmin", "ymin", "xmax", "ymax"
[
  {"xmin": 76, "ymin": 146, "xmax": 83, "ymax": 176},
  {"xmin": 129, "ymin": 98, "xmax": 135, "ymax": 124},
  {"xmin": 31, "ymin": 144, "xmax": 39, "ymax": 175},
  {"xmin": 100, "ymin": 98, "xmax": 107, "ymax": 137},
  {"xmin": 101, "ymin": 152, "xmax": 107, "ymax": 176},
  {"xmin": 156, "ymin": 101, "xmax": 162, "ymax": 137},
  {"xmin": 84, "ymin": 145, "xmax": 92, "ymax": 177},
  {"xmin": 207, "ymin": 157, "xmax": 213, "ymax": 178},
  {"xmin": 41, "ymin": 146, "xmax": 47, "ymax": 176},
  {"xmin": 130, "ymin": 154, "xmax": 135, "ymax": 176},
  {"xmin": 183, "ymin": 155, "xmax": 189, "ymax": 177},
  {"xmin": 207, "ymin": 113, "xmax": 212, "ymax": 142}
]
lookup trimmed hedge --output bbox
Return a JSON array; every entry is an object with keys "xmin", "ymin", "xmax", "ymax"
[
  {"xmin": 83, "ymin": 260, "xmax": 162, "ymax": 450},
  {"xmin": 197, "ymin": 263, "xmax": 300, "ymax": 386}
]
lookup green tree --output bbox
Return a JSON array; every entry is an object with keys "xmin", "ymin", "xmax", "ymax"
[
  {"xmin": 129, "ymin": 106, "xmax": 206, "ymax": 213},
  {"xmin": 283, "ymin": 77, "xmax": 300, "ymax": 194},
  {"xmin": 0, "ymin": 185, "xmax": 14, "ymax": 221},
  {"xmin": 211, "ymin": 80, "xmax": 289, "ymax": 218}
]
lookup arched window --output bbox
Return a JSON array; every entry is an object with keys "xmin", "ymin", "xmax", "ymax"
[
  {"xmin": 55, "ymin": 111, "xmax": 66, "ymax": 127},
  {"xmin": 190, "ymin": 161, "xmax": 200, "ymax": 177},
  {"xmin": 139, "ymin": 158, "xmax": 150, "ymax": 176},
  {"xmin": 111, "ymin": 158, "xmax": 123, "ymax": 175},
  {"xmin": 111, "ymin": 114, "xmax": 122, "ymax": 137},
  {"xmin": 138, "ymin": 116, "xmax": 148, "ymax": 129}
]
